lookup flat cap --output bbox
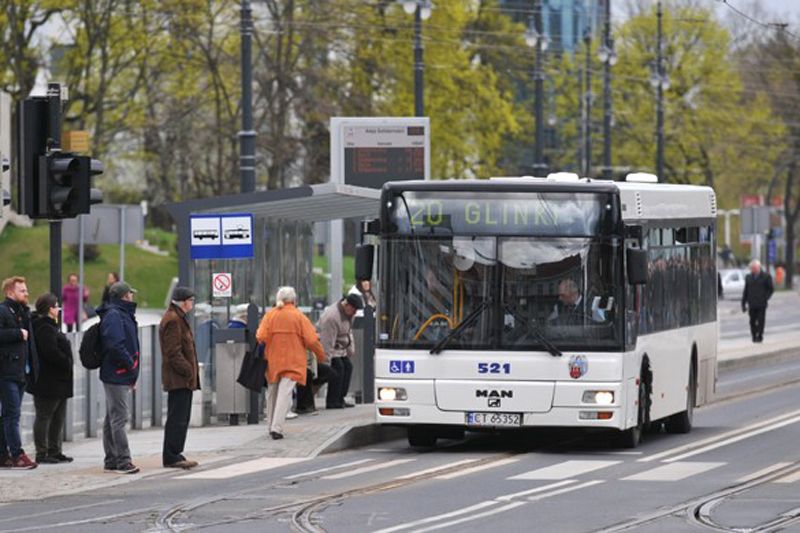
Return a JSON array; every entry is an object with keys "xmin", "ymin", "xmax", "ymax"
[
  {"xmin": 345, "ymin": 293, "xmax": 364, "ymax": 310},
  {"xmin": 109, "ymin": 281, "xmax": 136, "ymax": 299},
  {"xmin": 172, "ymin": 286, "xmax": 195, "ymax": 302}
]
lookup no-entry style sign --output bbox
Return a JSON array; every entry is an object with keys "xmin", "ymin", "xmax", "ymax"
[{"xmin": 212, "ymin": 272, "xmax": 233, "ymax": 298}]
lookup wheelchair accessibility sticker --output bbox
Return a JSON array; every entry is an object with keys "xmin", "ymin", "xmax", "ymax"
[{"xmin": 390, "ymin": 360, "xmax": 415, "ymax": 374}]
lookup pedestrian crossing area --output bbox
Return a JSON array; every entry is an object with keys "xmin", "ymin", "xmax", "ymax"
[{"xmin": 175, "ymin": 453, "xmax": 800, "ymax": 488}]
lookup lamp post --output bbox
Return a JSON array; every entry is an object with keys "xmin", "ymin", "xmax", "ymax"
[
  {"xmin": 239, "ymin": 0, "xmax": 255, "ymax": 193},
  {"xmin": 525, "ymin": 0, "xmax": 548, "ymax": 175},
  {"xmin": 400, "ymin": 0, "xmax": 433, "ymax": 117},
  {"xmin": 650, "ymin": 1, "xmax": 669, "ymax": 181},
  {"xmin": 583, "ymin": 28, "xmax": 592, "ymax": 177},
  {"xmin": 598, "ymin": 0, "xmax": 617, "ymax": 180}
]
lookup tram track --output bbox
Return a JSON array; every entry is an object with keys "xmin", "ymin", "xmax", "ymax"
[{"xmin": 593, "ymin": 460, "xmax": 800, "ymax": 533}]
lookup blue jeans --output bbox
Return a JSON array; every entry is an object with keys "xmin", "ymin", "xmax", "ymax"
[{"xmin": 0, "ymin": 379, "xmax": 25, "ymax": 458}]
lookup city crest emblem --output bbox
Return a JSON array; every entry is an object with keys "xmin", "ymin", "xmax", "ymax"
[{"xmin": 568, "ymin": 355, "xmax": 588, "ymax": 379}]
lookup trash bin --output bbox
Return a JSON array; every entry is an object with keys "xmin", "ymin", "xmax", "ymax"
[{"xmin": 213, "ymin": 328, "xmax": 249, "ymax": 424}]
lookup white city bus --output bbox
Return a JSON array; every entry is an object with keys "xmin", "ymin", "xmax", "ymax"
[{"xmin": 357, "ymin": 173, "xmax": 717, "ymax": 448}]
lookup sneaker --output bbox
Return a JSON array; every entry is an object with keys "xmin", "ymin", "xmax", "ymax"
[
  {"xmin": 36, "ymin": 455, "xmax": 60, "ymax": 464},
  {"xmin": 296, "ymin": 406, "xmax": 316, "ymax": 415},
  {"xmin": 0, "ymin": 454, "xmax": 11, "ymax": 468},
  {"xmin": 113, "ymin": 463, "xmax": 140, "ymax": 474},
  {"xmin": 11, "ymin": 453, "xmax": 37, "ymax": 470},
  {"xmin": 343, "ymin": 400, "xmax": 356, "ymax": 408},
  {"xmin": 52, "ymin": 453, "xmax": 74, "ymax": 463},
  {"xmin": 286, "ymin": 411, "xmax": 298, "ymax": 419},
  {"xmin": 270, "ymin": 431, "xmax": 284, "ymax": 440}
]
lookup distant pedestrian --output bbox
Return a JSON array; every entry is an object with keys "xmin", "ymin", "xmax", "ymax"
[
  {"xmin": 349, "ymin": 279, "xmax": 377, "ymax": 309},
  {"xmin": 159, "ymin": 286, "xmax": 200, "ymax": 469},
  {"xmin": 256, "ymin": 287, "xmax": 325, "ymax": 440},
  {"xmin": 97, "ymin": 281, "xmax": 140, "ymax": 474},
  {"xmin": 742, "ymin": 259, "xmax": 774, "ymax": 343},
  {"xmin": 0, "ymin": 276, "xmax": 39, "ymax": 469},
  {"xmin": 28, "ymin": 293, "xmax": 73, "ymax": 464},
  {"xmin": 62, "ymin": 273, "xmax": 89, "ymax": 332},
  {"xmin": 318, "ymin": 293, "xmax": 363, "ymax": 409},
  {"xmin": 101, "ymin": 272, "xmax": 120, "ymax": 306}
]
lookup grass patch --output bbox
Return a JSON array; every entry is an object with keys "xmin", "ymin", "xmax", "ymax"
[
  {"xmin": 0, "ymin": 224, "xmax": 177, "ymax": 308},
  {"xmin": 312, "ymin": 253, "xmax": 355, "ymax": 298}
]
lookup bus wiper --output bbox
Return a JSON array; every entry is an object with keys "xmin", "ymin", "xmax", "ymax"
[
  {"xmin": 430, "ymin": 299, "xmax": 492, "ymax": 355},
  {"xmin": 503, "ymin": 304, "xmax": 562, "ymax": 357}
]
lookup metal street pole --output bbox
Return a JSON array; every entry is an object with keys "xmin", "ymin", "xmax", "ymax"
[
  {"xmin": 602, "ymin": 0, "xmax": 613, "ymax": 180},
  {"xmin": 656, "ymin": 0, "xmax": 665, "ymax": 181},
  {"xmin": 47, "ymin": 83, "xmax": 63, "ymax": 301},
  {"xmin": 239, "ymin": 0, "xmax": 256, "ymax": 193},
  {"xmin": 584, "ymin": 29, "xmax": 592, "ymax": 177},
  {"xmin": 533, "ymin": 0, "xmax": 546, "ymax": 175},
  {"xmin": 414, "ymin": 3, "xmax": 424, "ymax": 117}
]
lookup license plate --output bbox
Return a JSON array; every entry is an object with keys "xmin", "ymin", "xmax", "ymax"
[{"xmin": 465, "ymin": 412, "xmax": 522, "ymax": 427}]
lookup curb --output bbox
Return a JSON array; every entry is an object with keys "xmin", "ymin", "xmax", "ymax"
[
  {"xmin": 316, "ymin": 423, "xmax": 405, "ymax": 456},
  {"xmin": 718, "ymin": 345, "xmax": 800, "ymax": 373}
]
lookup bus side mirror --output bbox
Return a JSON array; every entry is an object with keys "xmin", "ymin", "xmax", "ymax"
[
  {"xmin": 355, "ymin": 244, "xmax": 374, "ymax": 281},
  {"xmin": 627, "ymin": 248, "xmax": 648, "ymax": 285}
]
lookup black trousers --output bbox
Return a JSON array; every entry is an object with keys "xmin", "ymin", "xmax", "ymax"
[
  {"xmin": 326, "ymin": 357, "xmax": 353, "ymax": 407},
  {"xmin": 749, "ymin": 307, "xmax": 767, "ymax": 340},
  {"xmin": 296, "ymin": 363, "xmax": 333, "ymax": 411},
  {"xmin": 163, "ymin": 389, "xmax": 192, "ymax": 466},
  {"xmin": 33, "ymin": 396, "xmax": 68, "ymax": 457}
]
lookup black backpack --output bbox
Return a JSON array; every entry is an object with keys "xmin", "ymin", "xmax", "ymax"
[{"xmin": 79, "ymin": 322, "xmax": 103, "ymax": 370}]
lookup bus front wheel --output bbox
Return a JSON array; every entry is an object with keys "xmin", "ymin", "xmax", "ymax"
[
  {"xmin": 408, "ymin": 426, "xmax": 437, "ymax": 448},
  {"xmin": 665, "ymin": 364, "xmax": 695, "ymax": 434}
]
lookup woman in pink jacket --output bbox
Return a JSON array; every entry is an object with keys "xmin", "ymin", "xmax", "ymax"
[{"xmin": 61, "ymin": 274, "xmax": 89, "ymax": 332}]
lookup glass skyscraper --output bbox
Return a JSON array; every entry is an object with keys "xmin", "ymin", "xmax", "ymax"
[{"xmin": 500, "ymin": 0, "xmax": 604, "ymax": 55}]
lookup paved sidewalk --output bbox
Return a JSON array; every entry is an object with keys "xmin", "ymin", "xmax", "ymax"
[{"xmin": 1, "ymin": 332, "xmax": 798, "ymax": 503}]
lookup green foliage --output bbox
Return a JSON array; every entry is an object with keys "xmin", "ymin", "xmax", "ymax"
[
  {"xmin": 0, "ymin": 225, "xmax": 177, "ymax": 308},
  {"xmin": 144, "ymin": 227, "xmax": 177, "ymax": 257}
]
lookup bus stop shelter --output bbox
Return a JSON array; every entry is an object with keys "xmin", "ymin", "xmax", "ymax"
[{"xmin": 166, "ymin": 183, "xmax": 380, "ymax": 423}]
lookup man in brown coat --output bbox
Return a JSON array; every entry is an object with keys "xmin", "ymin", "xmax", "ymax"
[{"xmin": 159, "ymin": 286, "xmax": 200, "ymax": 469}]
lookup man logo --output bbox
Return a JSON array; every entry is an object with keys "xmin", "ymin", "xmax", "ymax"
[
  {"xmin": 488, "ymin": 398, "xmax": 501, "ymax": 408},
  {"xmin": 475, "ymin": 389, "xmax": 513, "ymax": 398}
]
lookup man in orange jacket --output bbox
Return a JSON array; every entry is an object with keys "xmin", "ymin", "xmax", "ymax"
[{"xmin": 256, "ymin": 287, "xmax": 325, "ymax": 440}]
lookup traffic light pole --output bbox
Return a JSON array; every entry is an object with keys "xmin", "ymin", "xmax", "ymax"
[
  {"xmin": 50, "ymin": 221, "xmax": 62, "ymax": 303},
  {"xmin": 47, "ymin": 83, "xmax": 64, "ymax": 302}
]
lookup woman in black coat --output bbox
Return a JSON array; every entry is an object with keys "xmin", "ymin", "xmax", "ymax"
[{"xmin": 28, "ymin": 293, "xmax": 74, "ymax": 463}]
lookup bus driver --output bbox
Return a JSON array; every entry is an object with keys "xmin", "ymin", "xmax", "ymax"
[{"xmin": 548, "ymin": 278, "xmax": 606, "ymax": 325}]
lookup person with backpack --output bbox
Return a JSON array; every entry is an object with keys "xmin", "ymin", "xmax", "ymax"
[
  {"xmin": 28, "ymin": 293, "xmax": 73, "ymax": 464},
  {"xmin": 159, "ymin": 287, "xmax": 200, "ymax": 469},
  {"xmin": 0, "ymin": 276, "xmax": 38, "ymax": 469},
  {"xmin": 97, "ymin": 281, "xmax": 140, "ymax": 474}
]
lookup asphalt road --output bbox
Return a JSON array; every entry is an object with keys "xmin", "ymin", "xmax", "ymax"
[{"xmin": 2, "ymin": 351, "xmax": 800, "ymax": 532}]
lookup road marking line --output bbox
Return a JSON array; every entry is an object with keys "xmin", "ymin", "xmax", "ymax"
[
  {"xmin": 736, "ymin": 462, "xmax": 792, "ymax": 483},
  {"xmin": 396, "ymin": 458, "xmax": 482, "ymax": 479},
  {"xmin": 665, "ymin": 415, "xmax": 800, "ymax": 463},
  {"xmin": 435, "ymin": 457, "xmax": 519, "ymax": 480},
  {"xmin": 622, "ymin": 461, "xmax": 724, "ymax": 481},
  {"xmin": 283, "ymin": 458, "xmax": 374, "ymax": 480},
  {"xmin": 178, "ymin": 457, "xmax": 306, "ymax": 480},
  {"xmin": 322, "ymin": 458, "xmax": 415, "ymax": 480},
  {"xmin": 0, "ymin": 509, "xmax": 146, "ymax": 533},
  {"xmin": 413, "ymin": 502, "xmax": 527, "ymax": 533},
  {"xmin": 527, "ymin": 480, "xmax": 605, "ymax": 501},
  {"xmin": 495, "ymin": 479, "xmax": 577, "ymax": 501},
  {"xmin": 639, "ymin": 409, "xmax": 800, "ymax": 463},
  {"xmin": 509, "ymin": 460, "xmax": 620, "ymax": 480},
  {"xmin": 373, "ymin": 500, "xmax": 499, "ymax": 533},
  {"xmin": 774, "ymin": 470, "xmax": 800, "ymax": 484}
]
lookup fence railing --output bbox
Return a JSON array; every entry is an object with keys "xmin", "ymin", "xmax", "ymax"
[{"xmin": 20, "ymin": 325, "xmax": 168, "ymax": 444}]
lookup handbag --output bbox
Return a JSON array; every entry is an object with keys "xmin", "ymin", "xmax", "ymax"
[{"xmin": 237, "ymin": 343, "xmax": 267, "ymax": 392}]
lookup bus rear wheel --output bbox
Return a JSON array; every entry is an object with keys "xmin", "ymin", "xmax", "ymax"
[
  {"xmin": 665, "ymin": 364, "xmax": 695, "ymax": 434},
  {"xmin": 408, "ymin": 426, "xmax": 437, "ymax": 448}
]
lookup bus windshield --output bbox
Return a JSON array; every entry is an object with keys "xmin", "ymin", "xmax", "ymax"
[{"xmin": 378, "ymin": 235, "xmax": 624, "ymax": 351}]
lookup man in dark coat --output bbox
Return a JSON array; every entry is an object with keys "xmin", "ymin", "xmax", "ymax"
[
  {"xmin": 159, "ymin": 286, "xmax": 200, "ymax": 469},
  {"xmin": 0, "ymin": 276, "xmax": 38, "ymax": 469},
  {"xmin": 97, "ymin": 281, "xmax": 140, "ymax": 474},
  {"xmin": 29, "ymin": 293, "xmax": 74, "ymax": 464},
  {"xmin": 742, "ymin": 259, "xmax": 774, "ymax": 343}
]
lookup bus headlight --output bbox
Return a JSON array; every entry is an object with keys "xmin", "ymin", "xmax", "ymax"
[
  {"xmin": 378, "ymin": 387, "xmax": 407, "ymax": 401},
  {"xmin": 582, "ymin": 391, "xmax": 615, "ymax": 405}
]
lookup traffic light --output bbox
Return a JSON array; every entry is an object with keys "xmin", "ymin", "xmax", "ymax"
[{"xmin": 38, "ymin": 152, "xmax": 103, "ymax": 218}]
